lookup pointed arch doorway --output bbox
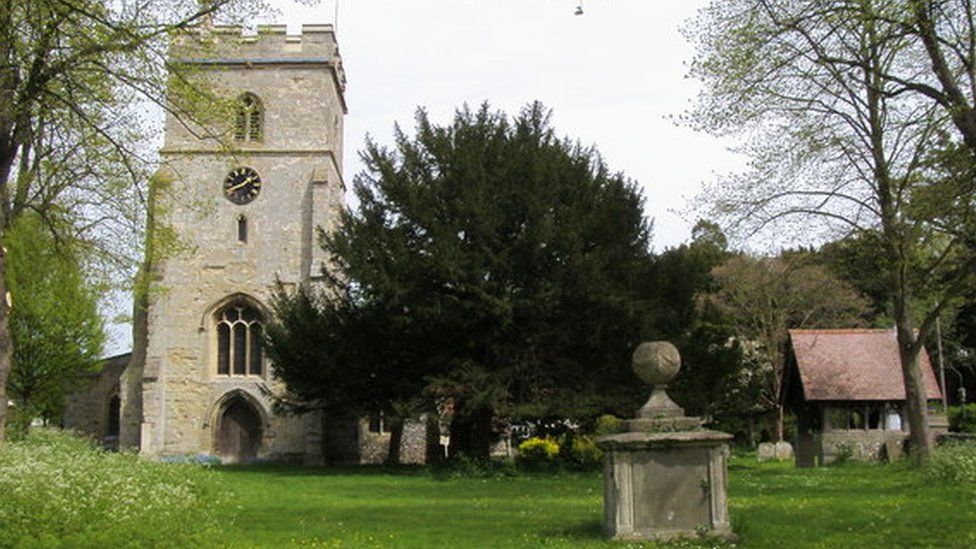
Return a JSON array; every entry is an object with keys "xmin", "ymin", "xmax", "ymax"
[{"xmin": 215, "ymin": 396, "xmax": 263, "ymax": 463}]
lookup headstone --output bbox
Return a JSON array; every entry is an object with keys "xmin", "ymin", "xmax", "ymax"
[
  {"xmin": 880, "ymin": 438, "xmax": 903, "ymax": 462},
  {"xmin": 774, "ymin": 441, "xmax": 794, "ymax": 460},
  {"xmin": 596, "ymin": 342, "xmax": 734, "ymax": 542},
  {"xmin": 757, "ymin": 442, "xmax": 776, "ymax": 462}
]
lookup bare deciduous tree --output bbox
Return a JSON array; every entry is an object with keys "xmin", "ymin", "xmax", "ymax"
[
  {"xmin": 0, "ymin": 0, "xmax": 275, "ymax": 442},
  {"xmin": 687, "ymin": 0, "xmax": 976, "ymax": 458}
]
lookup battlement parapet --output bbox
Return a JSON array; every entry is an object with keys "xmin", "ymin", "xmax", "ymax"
[
  {"xmin": 171, "ymin": 22, "xmax": 345, "ymax": 90},
  {"xmin": 206, "ymin": 23, "xmax": 335, "ymax": 37},
  {"xmin": 172, "ymin": 23, "xmax": 337, "ymax": 59}
]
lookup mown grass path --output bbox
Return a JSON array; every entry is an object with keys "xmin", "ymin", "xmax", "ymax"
[{"xmin": 213, "ymin": 458, "xmax": 976, "ymax": 548}]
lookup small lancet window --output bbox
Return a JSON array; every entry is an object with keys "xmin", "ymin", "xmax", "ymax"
[
  {"xmin": 237, "ymin": 214, "xmax": 248, "ymax": 243},
  {"xmin": 234, "ymin": 93, "xmax": 263, "ymax": 142}
]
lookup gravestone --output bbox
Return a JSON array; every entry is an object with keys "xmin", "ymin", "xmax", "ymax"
[
  {"xmin": 596, "ymin": 342, "xmax": 734, "ymax": 542},
  {"xmin": 774, "ymin": 441, "xmax": 794, "ymax": 460},
  {"xmin": 758, "ymin": 441, "xmax": 794, "ymax": 462}
]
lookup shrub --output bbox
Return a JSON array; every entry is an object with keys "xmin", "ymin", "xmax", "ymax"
[
  {"xmin": 557, "ymin": 433, "xmax": 603, "ymax": 470},
  {"xmin": 428, "ymin": 454, "xmax": 517, "ymax": 479},
  {"xmin": 0, "ymin": 429, "xmax": 225, "ymax": 547},
  {"xmin": 5, "ymin": 405, "xmax": 32, "ymax": 441},
  {"xmin": 592, "ymin": 414, "xmax": 623, "ymax": 437},
  {"xmin": 948, "ymin": 404, "xmax": 976, "ymax": 433},
  {"xmin": 925, "ymin": 441, "xmax": 976, "ymax": 485},
  {"xmin": 516, "ymin": 436, "xmax": 560, "ymax": 469}
]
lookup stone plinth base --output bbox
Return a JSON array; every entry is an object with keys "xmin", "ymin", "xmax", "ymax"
[
  {"xmin": 596, "ymin": 431, "xmax": 734, "ymax": 542},
  {"xmin": 624, "ymin": 416, "xmax": 702, "ymax": 432}
]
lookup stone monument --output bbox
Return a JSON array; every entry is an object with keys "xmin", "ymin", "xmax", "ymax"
[{"xmin": 596, "ymin": 341, "xmax": 734, "ymax": 541}]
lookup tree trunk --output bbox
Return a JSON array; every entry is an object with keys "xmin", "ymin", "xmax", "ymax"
[
  {"xmin": 0, "ymin": 249, "xmax": 10, "ymax": 443},
  {"xmin": 747, "ymin": 415, "xmax": 756, "ymax": 449},
  {"xmin": 385, "ymin": 415, "xmax": 404, "ymax": 465},
  {"xmin": 910, "ymin": 1, "xmax": 976, "ymax": 153},
  {"xmin": 448, "ymin": 404, "xmax": 493, "ymax": 459},
  {"xmin": 887, "ymin": 264, "xmax": 932, "ymax": 459},
  {"xmin": 425, "ymin": 412, "xmax": 443, "ymax": 463},
  {"xmin": 895, "ymin": 322, "xmax": 932, "ymax": 459},
  {"xmin": 0, "ymin": 68, "xmax": 13, "ymax": 444},
  {"xmin": 775, "ymin": 403, "xmax": 785, "ymax": 442},
  {"xmin": 887, "ymin": 232, "xmax": 932, "ymax": 458},
  {"xmin": 448, "ymin": 411, "xmax": 468, "ymax": 458},
  {"xmin": 862, "ymin": 11, "xmax": 934, "ymax": 460},
  {"xmin": 469, "ymin": 407, "xmax": 492, "ymax": 459}
]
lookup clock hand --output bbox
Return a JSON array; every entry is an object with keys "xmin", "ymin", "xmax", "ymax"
[{"xmin": 226, "ymin": 178, "xmax": 250, "ymax": 192}]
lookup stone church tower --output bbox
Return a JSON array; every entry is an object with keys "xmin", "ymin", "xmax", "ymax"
[{"xmin": 122, "ymin": 24, "xmax": 346, "ymax": 463}]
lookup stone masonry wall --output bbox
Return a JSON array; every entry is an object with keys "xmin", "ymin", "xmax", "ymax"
[
  {"xmin": 325, "ymin": 417, "xmax": 430, "ymax": 465},
  {"xmin": 818, "ymin": 430, "xmax": 907, "ymax": 465},
  {"xmin": 139, "ymin": 24, "xmax": 345, "ymax": 462},
  {"xmin": 356, "ymin": 418, "xmax": 429, "ymax": 465},
  {"xmin": 63, "ymin": 354, "xmax": 129, "ymax": 445}
]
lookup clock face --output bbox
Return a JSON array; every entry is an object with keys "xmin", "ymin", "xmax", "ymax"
[{"xmin": 223, "ymin": 167, "xmax": 262, "ymax": 205}]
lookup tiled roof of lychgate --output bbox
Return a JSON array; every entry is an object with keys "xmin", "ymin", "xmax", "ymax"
[{"xmin": 789, "ymin": 329, "xmax": 943, "ymax": 402}]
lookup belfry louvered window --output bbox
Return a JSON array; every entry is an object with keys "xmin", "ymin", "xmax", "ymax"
[
  {"xmin": 234, "ymin": 93, "xmax": 263, "ymax": 142},
  {"xmin": 215, "ymin": 302, "xmax": 263, "ymax": 376}
]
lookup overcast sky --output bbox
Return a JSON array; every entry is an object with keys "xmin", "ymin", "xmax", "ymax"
[
  {"xmin": 105, "ymin": 0, "xmax": 745, "ymax": 354},
  {"xmin": 272, "ymin": 0, "xmax": 744, "ymax": 247}
]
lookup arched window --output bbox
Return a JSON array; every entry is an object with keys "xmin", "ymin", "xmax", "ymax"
[
  {"xmin": 215, "ymin": 301, "xmax": 263, "ymax": 376},
  {"xmin": 234, "ymin": 93, "xmax": 263, "ymax": 142}
]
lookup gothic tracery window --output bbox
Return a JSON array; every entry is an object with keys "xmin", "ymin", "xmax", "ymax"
[
  {"xmin": 234, "ymin": 93, "xmax": 263, "ymax": 142},
  {"xmin": 215, "ymin": 301, "xmax": 263, "ymax": 376}
]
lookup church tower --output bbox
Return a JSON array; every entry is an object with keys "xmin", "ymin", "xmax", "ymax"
[{"xmin": 131, "ymin": 24, "xmax": 346, "ymax": 463}]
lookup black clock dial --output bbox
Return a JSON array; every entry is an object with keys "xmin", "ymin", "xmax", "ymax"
[{"xmin": 223, "ymin": 167, "xmax": 262, "ymax": 205}]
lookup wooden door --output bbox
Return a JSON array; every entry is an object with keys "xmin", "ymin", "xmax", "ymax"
[{"xmin": 216, "ymin": 398, "xmax": 262, "ymax": 463}]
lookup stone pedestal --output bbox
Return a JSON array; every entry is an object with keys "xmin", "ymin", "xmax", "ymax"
[
  {"xmin": 596, "ymin": 342, "xmax": 734, "ymax": 542},
  {"xmin": 598, "ymin": 431, "xmax": 732, "ymax": 541}
]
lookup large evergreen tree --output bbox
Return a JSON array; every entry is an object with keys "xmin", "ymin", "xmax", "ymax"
[{"xmin": 267, "ymin": 103, "xmax": 655, "ymax": 459}]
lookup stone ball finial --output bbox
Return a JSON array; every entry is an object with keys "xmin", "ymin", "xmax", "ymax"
[{"xmin": 632, "ymin": 341, "xmax": 681, "ymax": 386}]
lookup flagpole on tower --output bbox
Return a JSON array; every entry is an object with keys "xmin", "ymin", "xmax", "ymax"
[{"xmin": 334, "ymin": 0, "xmax": 339, "ymax": 31}]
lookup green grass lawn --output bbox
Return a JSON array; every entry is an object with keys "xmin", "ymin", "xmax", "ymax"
[{"xmin": 212, "ymin": 457, "xmax": 976, "ymax": 548}]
